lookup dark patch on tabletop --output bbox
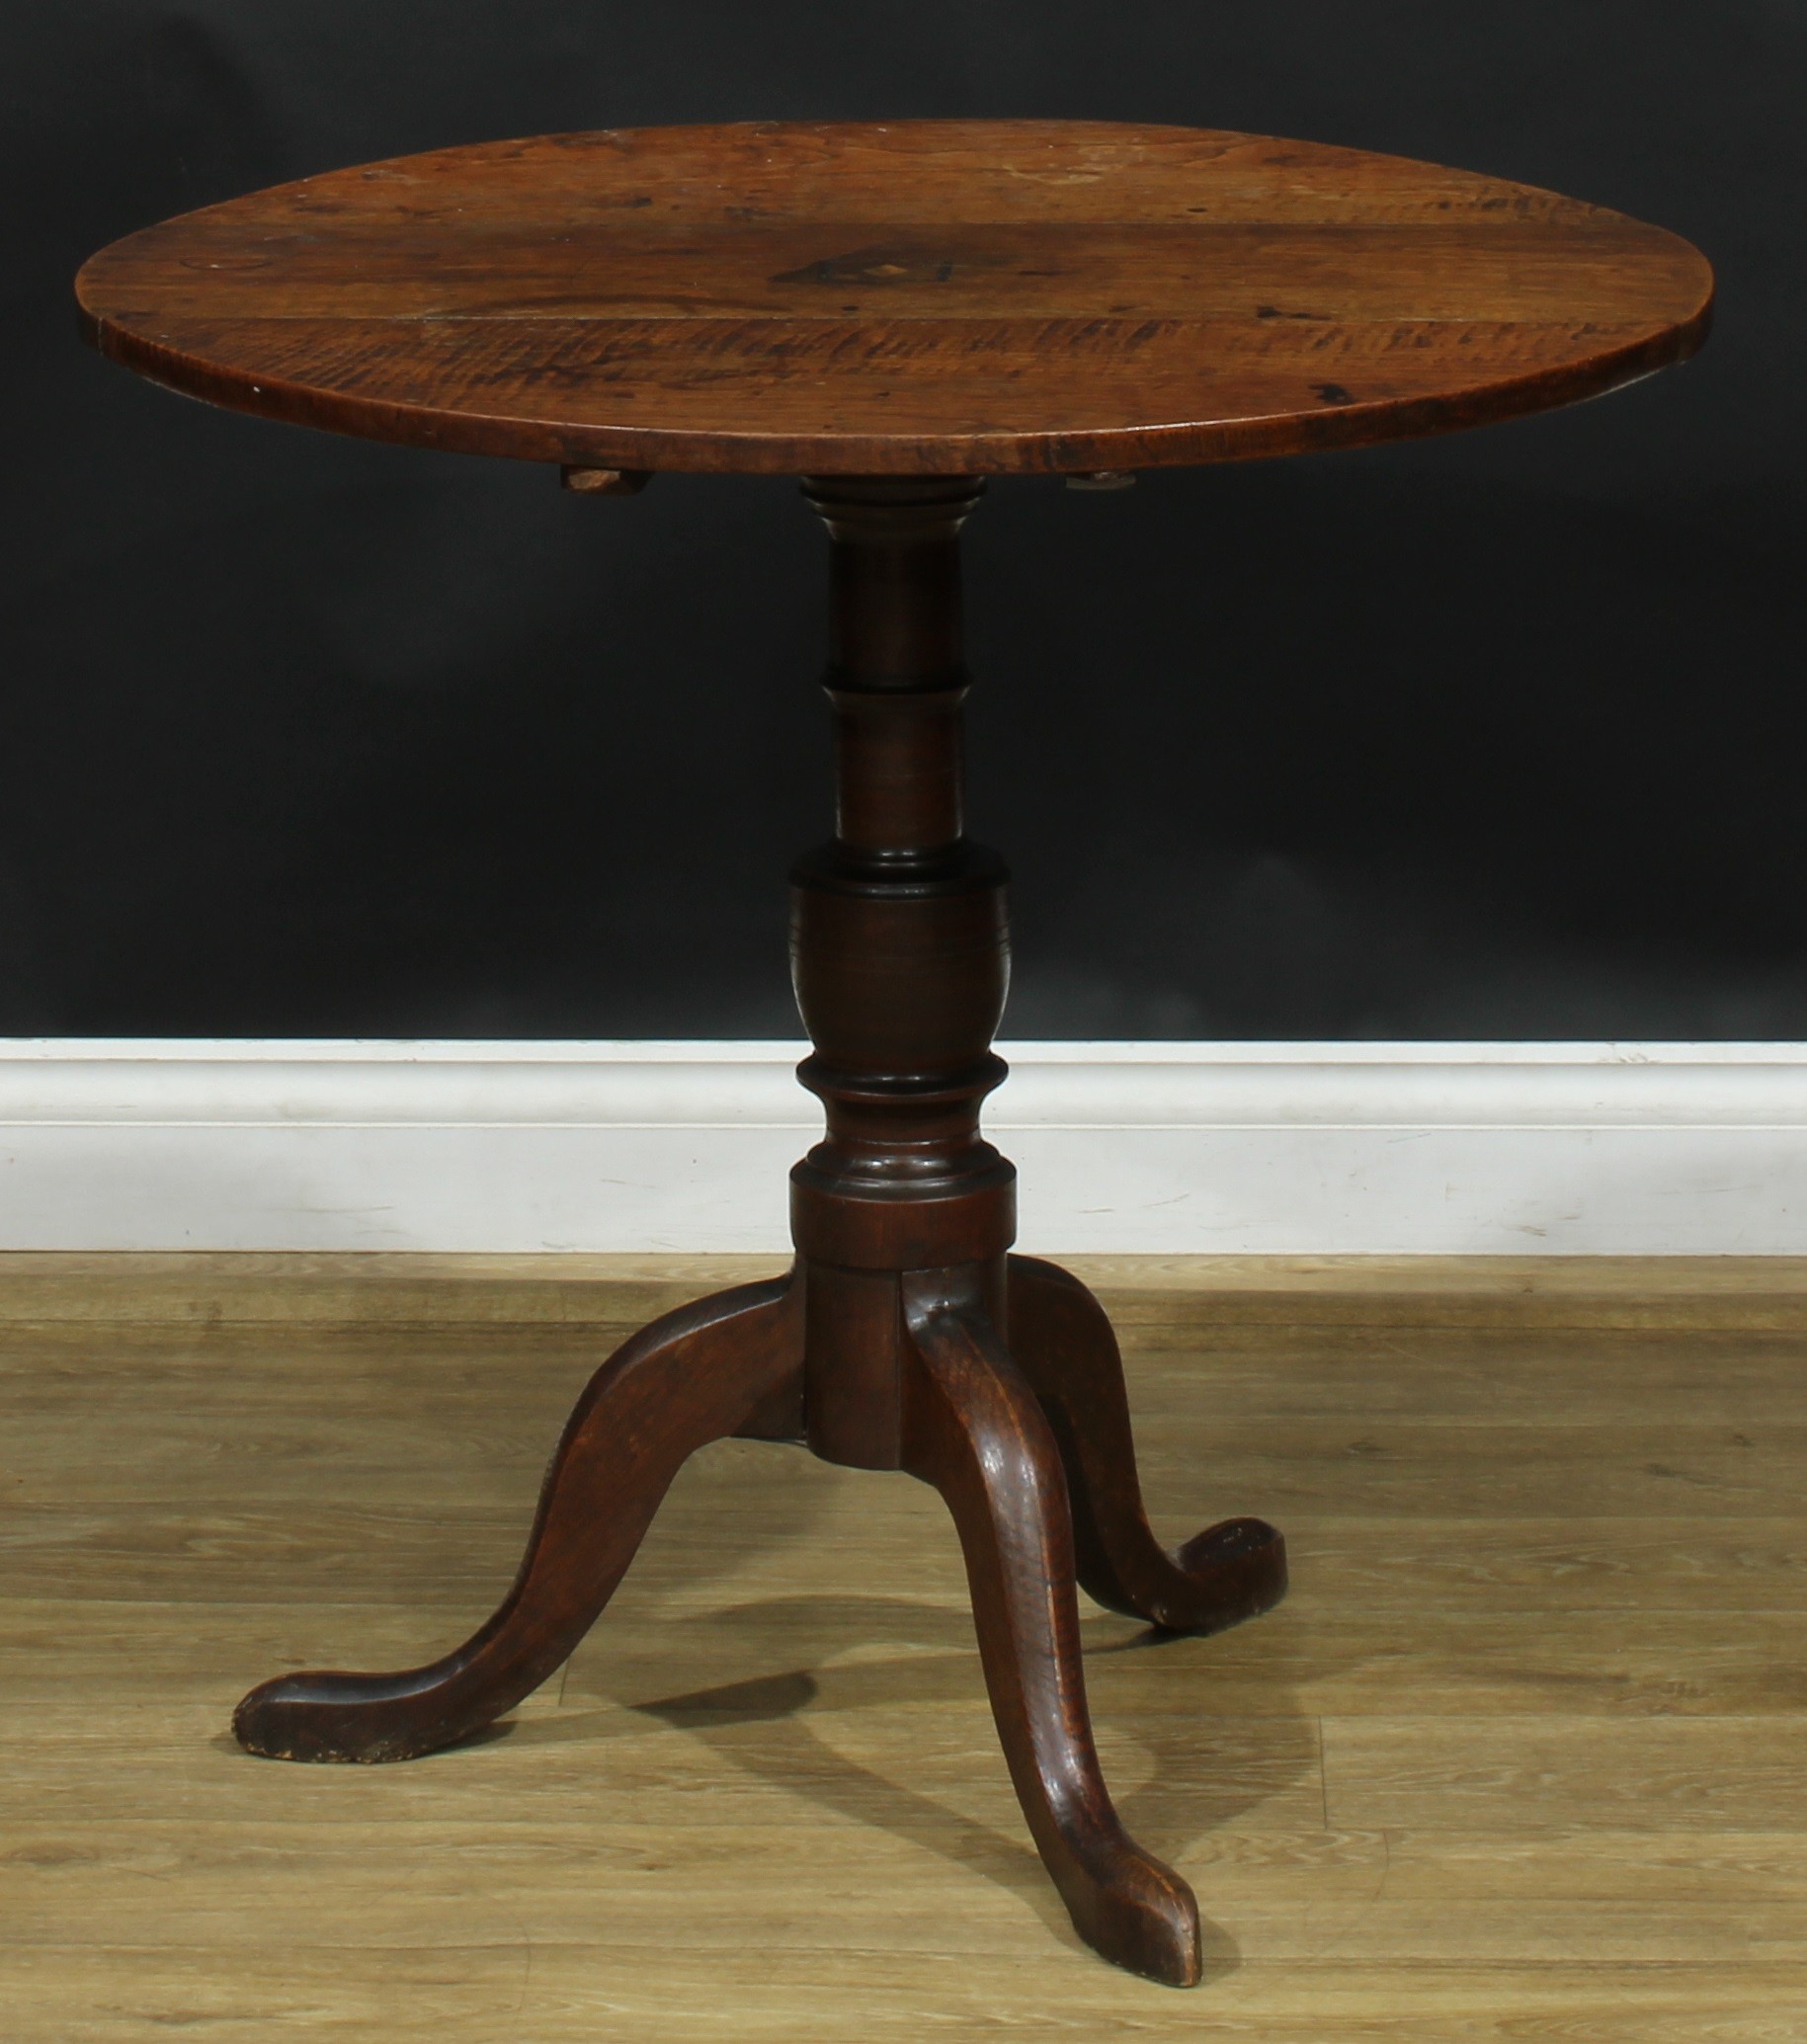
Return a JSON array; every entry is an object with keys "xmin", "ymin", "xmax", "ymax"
[{"xmin": 774, "ymin": 244, "xmax": 959, "ymax": 287}]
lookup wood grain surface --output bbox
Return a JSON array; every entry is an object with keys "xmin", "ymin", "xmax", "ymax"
[
  {"xmin": 2, "ymin": 1260, "xmax": 1803, "ymax": 2038},
  {"xmin": 75, "ymin": 120, "xmax": 1713, "ymax": 474}
]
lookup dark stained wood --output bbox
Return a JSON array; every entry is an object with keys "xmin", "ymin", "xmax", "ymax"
[
  {"xmin": 900, "ymin": 1268, "xmax": 1202, "ymax": 1987},
  {"xmin": 75, "ymin": 120, "xmax": 1713, "ymax": 475},
  {"xmin": 787, "ymin": 477, "xmax": 1014, "ymax": 1293},
  {"xmin": 232, "ymin": 1274, "xmax": 802, "ymax": 1762},
  {"xmin": 222, "ymin": 473, "xmax": 1284, "ymax": 1978},
  {"xmin": 82, "ymin": 122, "xmax": 1713, "ymax": 1984},
  {"xmin": 1009, "ymin": 1254, "xmax": 1287, "ymax": 1631}
]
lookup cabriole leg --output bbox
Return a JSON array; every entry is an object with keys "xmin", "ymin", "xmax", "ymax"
[
  {"xmin": 1008, "ymin": 1256, "xmax": 1287, "ymax": 1632},
  {"xmin": 901, "ymin": 1269, "xmax": 1204, "ymax": 1988},
  {"xmin": 234, "ymin": 1276, "xmax": 802, "ymax": 1763}
]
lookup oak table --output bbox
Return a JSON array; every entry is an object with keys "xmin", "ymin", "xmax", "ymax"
[{"xmin": 77, "ymin": 120, "xmax": 1712, "ymax": 1987}]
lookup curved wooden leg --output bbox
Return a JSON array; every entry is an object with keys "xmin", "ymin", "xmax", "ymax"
[
  {"xmin": 234, "ymin": 1274, "xmax": 803, "ymax": 1764},
  {"xmin": 901, "ymin": 1272, "xmax": 1202, "ymax": 1987},
  {"xmin": 1008, "ymin": 1255, "xmax": 1286, "ymax": 1633}
]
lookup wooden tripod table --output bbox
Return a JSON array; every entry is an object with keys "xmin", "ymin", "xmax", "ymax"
[{"xmin": 78, "ymin": 120, "xmax": 1711, "ymax": 1986}]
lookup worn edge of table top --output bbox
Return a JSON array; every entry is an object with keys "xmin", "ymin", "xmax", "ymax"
[{"xmin": 75, "ymin": 120, "xmax": 1714, "ymax": 476}]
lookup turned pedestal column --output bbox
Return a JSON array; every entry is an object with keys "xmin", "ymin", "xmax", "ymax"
[{"xmin": 229, "ymin": 474, "xmax": 1287, "ymax": 1985}]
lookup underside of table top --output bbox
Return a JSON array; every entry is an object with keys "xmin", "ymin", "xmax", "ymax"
[{"xmin": 76, "ymin": 119, "xmax": 1713, "ymax": 475}]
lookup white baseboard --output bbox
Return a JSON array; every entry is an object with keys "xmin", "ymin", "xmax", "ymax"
[{"xmin": 2, "ymin": 1038, "xmax": 1805, "ymax": 1255}]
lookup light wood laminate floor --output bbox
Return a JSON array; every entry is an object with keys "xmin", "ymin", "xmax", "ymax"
[{"xmin": 1, "ymin": 1256, "xmax": 1804, "ymax": 2039}]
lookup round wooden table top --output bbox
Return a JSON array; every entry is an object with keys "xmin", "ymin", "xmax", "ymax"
[{"xmin": 77, "ymin": 119, "xmax": 1713, "ymax": 477}]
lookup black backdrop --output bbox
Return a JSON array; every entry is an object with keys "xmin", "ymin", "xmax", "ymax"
[{"xmin": 4, "ymin": 3, "xmax": 1801, "ymax": 1039}]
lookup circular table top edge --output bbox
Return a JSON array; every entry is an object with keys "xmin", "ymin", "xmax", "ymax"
[{"xmin": 76, "ymin": 118, "xmax": 1715, "ymax": 478}]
